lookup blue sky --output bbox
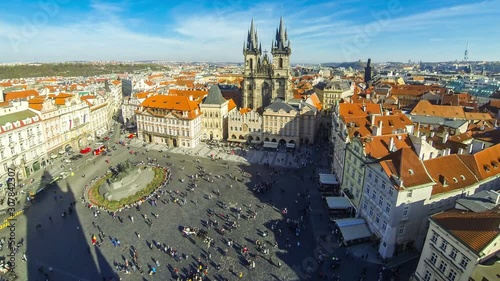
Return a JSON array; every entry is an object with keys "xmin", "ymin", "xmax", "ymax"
[{"xmin": 0, "ymin": 0, "xmax": 498, "ymax": 63}]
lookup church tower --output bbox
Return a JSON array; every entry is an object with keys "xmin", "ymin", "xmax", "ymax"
[
  {"xmin": 271, "ymin": 16, "xmax": 292, "ymax": 102},
  {"xmin": 242, "ymin": 19, "xmax": 273, "ymax": 112}
]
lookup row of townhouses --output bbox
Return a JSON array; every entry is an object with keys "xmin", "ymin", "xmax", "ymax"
[
  {"xmin": 329, "ymin": 95, "xmax": 500, "ymax": 264},
  {"xmin": 0, "ymin": 81, "xmax": 122, "ymax": 184}
]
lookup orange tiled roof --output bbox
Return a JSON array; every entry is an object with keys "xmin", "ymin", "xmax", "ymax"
[
  {"xmin": 364, "ymin": 134, "xmax": 412, "ymax": 159},
  {"xmin": 239, "ymin": 107, "xmax": 252, "ymax": 115},
  {"xmin": 410, "ymin": 100, "xmax": 465, "ymax": 118},
  {"xmin": 0, "ymin": 82, "xmax": 13, "ymax": 87},
  {"xmin": 379, "ymin": 147, "xmax": 434, "ymax": 189},
  {"xmin": 28, "ymin": 97, "xmax": 45, "ymax": 111},
  {"xmin": 140, "ymin": 95, "xmax": 200, "ymax": 120},
  {"xmin": 431, "ymin": 208, "xmax": 500, "ymax": 254},
  {"xmin": 464, "ymin": 112, "xmax": 494, "ymax": 121},
  {"xmin": 308, "ymin": 93, "xmax": 322, "ymax": 111},
  {"xmin": 136, "ymin": 92, "xmax": 153, "ymax": 99},
  {"xmin": 111, "ymin": 80, "xmax": 121, "ymax": 86},
  {"xmin": 4, "ymin": 89, "xmax": 39, "ymax": 101},
  {"xmin": 390, "ymin": 84, "xmax": 446, "ymax": 96},
  {"xmin": 227, "ymin": 99, "xmax": 237, "ymax": 112},
  {"xmin": 457, "ymin": 144, "xmax": 500, "ymax": 180},
  {"xmin": 339, "ymin": 103, "xmax": 382, "ymax": 118},
  {"xmin": 424, "ymin": 155, "xmax": 479, "ymax": 196}
]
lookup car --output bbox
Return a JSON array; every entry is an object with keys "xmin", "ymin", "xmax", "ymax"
[{"xmin": 80, "ymin": 147, "xmax": 92, "ymax": 154}]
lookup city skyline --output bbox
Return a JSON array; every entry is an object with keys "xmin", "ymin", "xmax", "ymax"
[{"xmin": 0, "ymin": 0, "xmax": 499, "ymax": 64}]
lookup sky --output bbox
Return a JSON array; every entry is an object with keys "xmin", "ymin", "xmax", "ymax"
[{"xmin": 0, "ymin": 0, "xmax": 498, "ymax": 64}]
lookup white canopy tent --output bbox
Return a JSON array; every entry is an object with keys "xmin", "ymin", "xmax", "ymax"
[
  {"xmin": 319, "ymin": 174, "xmax": 338, "ymax": 185},
  {"xmin": 325, "ymin": 197, "xmax": 352, "ymax": 209},
  {"xmin": 263, "ymin": 141, "xmax": 279, "ymax": 149},
  {"xmin": 334, "ymin": 218, "xmax": 372, "ymax": 243}
]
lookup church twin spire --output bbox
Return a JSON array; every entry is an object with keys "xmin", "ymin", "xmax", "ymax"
[
  {"xmin": 244, "ymin": 17, "xmax": 291, "ymax": 54},
  {"xmin": 272, "ymin": 16, "xmax": 291, "ymax": 53}
]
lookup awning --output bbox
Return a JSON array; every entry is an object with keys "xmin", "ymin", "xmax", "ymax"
[
  {"xmin": 263, "ymin": 141, "xmax": 279, "ymax": 149},
  {"xmin": 334, "ymin": 218, "xmax": 371, "ymax": 242},
  {"xmin": 325, "ymin": 197, "xmax": 352, "ymax": 209},
  {"xmin": 286, "ymin": 143, "xmax": 296, "ymax": 148},
  {"xmin": 229, "ymin": 138, "xmax": 246, "ymax": 143},
  {"xmin": 319, "ymin": 174, "xmax": 338, "ymax": 185}
]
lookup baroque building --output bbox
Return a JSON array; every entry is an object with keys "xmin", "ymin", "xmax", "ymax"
[{"xmin": 242, "ymin": 17, "xmax": 292, "ymax": 111}]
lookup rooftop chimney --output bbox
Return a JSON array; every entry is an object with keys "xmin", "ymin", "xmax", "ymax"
[
  {"xmin": 480, "ymin": 122, "xmax": 485, "ymax": 131},
  {"xmin": 458, "ymin": 147, "xmax": 465, "ymax": 154},
  {"xmin": 389, "ymin": 137, "xmax": 395, "ymax": 152},
  {"xmin": 371, "ymin": 114, "xmax": 376, "ymax": 126},
  {"xmin": 362, "ymin": 103, "xmax": 366, "ymax": 112},
  {"xmin": 442, "ymin": 130, "xmax": 449, "ymax": 143}
]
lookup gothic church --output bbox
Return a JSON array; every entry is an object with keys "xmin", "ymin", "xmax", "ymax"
[{"xmin": 242, "ymin": 17, "xmax": 293, "ymax": 112}]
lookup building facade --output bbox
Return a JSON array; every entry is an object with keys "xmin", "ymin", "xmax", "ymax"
[
  {"xmin": 200, "ymin": 86, "xmax": 235, "ymax": 141},
  {"xmin": 136, "ymin": 95, "xmax": 202, "ymax": 148},
  {"xmin": 0, "ymin": 101, "xmax": 46, "ymax": 183},
  {"xmin": 227, "ymin": 108, "xmax": 263, "ymax": 143},
  {"xmin": 413, "ymin": 206, "xmax": 500, "ymax": 281}
]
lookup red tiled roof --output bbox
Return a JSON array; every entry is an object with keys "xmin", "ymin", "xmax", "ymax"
[
  {"xmin": 431, "ymin": 208, "xmax": 500, "ymax": 254},
  {"xmin": 227, "ymin": 99, "xmax": 237, "ymax": 112},
  {"xmin": 4, "ymin": 89, "xmax": 39, "ymax": 101},
  {"xmin": 457, "ymin": 144, "xmax": 500, "ymax": 180},
  {"xmin": 379, "ymin": 147, "xmax": 434, "ymax": 189},
  {"xmin": 423, "ymin": 155, "xmax": 479, "ymax": 196},
  {"xmin": 140, "ymin": 95, "xmax": 200, "ymax": 120}
]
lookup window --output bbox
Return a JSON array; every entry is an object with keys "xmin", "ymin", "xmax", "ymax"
[
  {"xmin": 375, "ymin": 176, "xmax": 379, "ymax": 183},
  {"xmin": 423, "ymin": 270, "xmax": 432, "ymax": 281},
  {"xmin": 389, "ymin": 189, "xmax": 394, "ymax": 196},
  {"xmin": 381, "ymin": 182, "xmax": 386, "ymax": 190},
  {"xmin": 459, "ymin": 256, "xmax": 470, "ymax": 269},
  {"xmin": 407, "ymin": 190, "xmax": 413, "ymax": 198},
  {"xmin": 385, "ymin": 203, "xmax": 391, "ymax": 213},
  {"xmin": 357, "ymin": 174, "xmax": 362, "ymax": 184},
  {"xmin": 378, "ymin": 196, "xmax": 383, "ymax": 207},
  {"xmin": 402, "ymin": 206, "xmax": 409, "ymax": 217},
  {"xmin": 382, "ymin": 221, "xmax": 387, "ymax": 231},
  {"xmin": 368, "ymin": 170, "xmax": 373, "ymax": 178},
  {"xmin": 440, "ymin": 240, "xmax": 448, "ymax": 252},
  {"xmin": 369, "ymin": 207, "xmax": 374, "ymax": 216},
  {"xmin": 398, "ymin": 225, "xmax": 405, "ymax": 235},
  {"xmin": 375, "ymin": 214, "xmax": 380, "ymax": 223},
  {"xmin": 431, "ymin": 231, "xmax": 439, "ymax": 243},
  {"xmin": 363, "ymin": 202, "xmax": 367, "ymax": 210},
  {"xmin": 372, "ymin": 191, "xmax": 377, "ymax": 200},
  {"xmin": 366, "ymin": 186, "xmax": 371, "ymax": 195},
  {"xmin": 450, "ymin": 248, "xmax": 458, "ymax": 260},
  {"xmin": 430, "ymin": 252, "xmax": 438, "ymax": 265},
  {"xmin": 447, "ymin": 269, "xmax": 457, "ymax": 281},
  {"xmin": 438, "ymin": 261, "xmax": 447, "ymax": 273}
]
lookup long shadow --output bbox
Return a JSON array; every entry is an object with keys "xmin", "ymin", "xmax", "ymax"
[
  {"xmin": 234, "ymin": 145, "xmax": 322, "ymax": 281},
  {"xmin": 24, "ymin": 170, "xmax": 117, "ymax": 280}
]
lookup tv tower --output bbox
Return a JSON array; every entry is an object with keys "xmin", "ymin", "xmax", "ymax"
[{"xmin": 464, "ymin": 42, "xmax": 469, "ymax": 62}]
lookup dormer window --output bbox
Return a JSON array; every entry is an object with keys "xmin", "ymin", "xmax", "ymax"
[
  {"xmin": 492, "ymin": 161, "xmax": 498, "ymax": 168},
  {"xmin": 453, "ymin": 177, "xmax": 458, "ymax": 183},
  {"xmin": 408, "ymin": 169, "xmax": 414, "ymax": 175},
  {"xmin": 484, "ymin": 165, "xmax": 490, "ymax": 172},
  {"xmin": 460, "ymin": 175, "xmax": 465, "ymax": 180}
]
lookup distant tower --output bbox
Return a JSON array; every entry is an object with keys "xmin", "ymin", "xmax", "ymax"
[
  {"xmin": 271, "ymin": 16, "xmax": 292, "ymax": 102},
  {"xmin": 242, "ymin": 17, "xmax": 292, "ymax": 112},
  {"xmin": 364, "ymin": 58, "xmax": 372, "ymax": 83},
  {"xmin": 464, "ymin": 42, "xmax": 469, "ymax": 62}
]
